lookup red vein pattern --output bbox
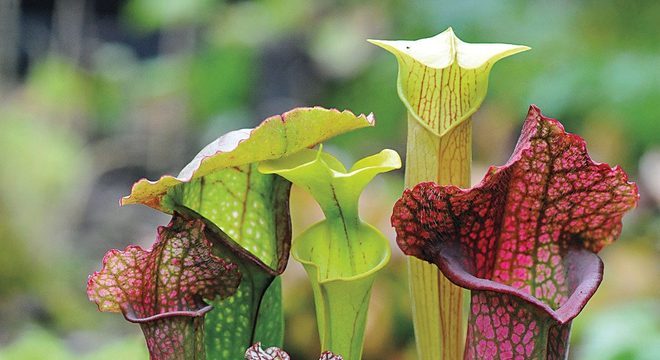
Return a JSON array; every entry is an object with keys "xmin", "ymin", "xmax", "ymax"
[
  {"xmin": 392, "ymin": 105, "xmax": 639, "ymax": 359},
  {"xmin": 244, "ymin": 343, "xmax": 343, "ymax": 360},
  {"xmin": 87, "ymin": 215, "xmax": 241, "ymax": 359}
]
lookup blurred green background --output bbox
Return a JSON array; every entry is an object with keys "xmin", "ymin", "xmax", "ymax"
[{"xmin": 0, "ymin": 0, "xmax": 658, "ymax": 359}]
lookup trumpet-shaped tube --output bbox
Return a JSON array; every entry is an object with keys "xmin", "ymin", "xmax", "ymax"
[{"xmin": 259, "ymin": 147, "xmax": 401, "ymax": 359}]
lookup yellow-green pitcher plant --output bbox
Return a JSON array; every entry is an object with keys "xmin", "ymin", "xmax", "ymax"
[
  {"xmin": 259, "ymin": 146, "xmax": 401, "ymax": 360},
  {"xmin": 370, "ymin": 28, "xmax": 529, "ymax": 359}
]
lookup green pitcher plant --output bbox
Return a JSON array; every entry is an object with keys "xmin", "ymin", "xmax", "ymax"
[
  {"xmin": 370, "ymin": 28, "xmax": 529, "ymax": 359},
  {"xmin": 90, "ymin": 107, "xmax": 375, "ymax": 359},
  {"xmin": 259, "ymin": 146, "xmax": 401, "ymax": 360}
]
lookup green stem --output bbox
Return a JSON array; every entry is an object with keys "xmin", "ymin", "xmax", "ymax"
[
  {"xmin": 405, "ymin": 114, "xmax": 471, "ymax": 359},
  {"xmin": 297, "ymin": 222, "xmax": 386, "ymax": 359}
]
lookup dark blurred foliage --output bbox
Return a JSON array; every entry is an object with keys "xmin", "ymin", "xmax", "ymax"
[{"xmin": 0, "ymin": 0, "xmax": 658, "ymax": 359}]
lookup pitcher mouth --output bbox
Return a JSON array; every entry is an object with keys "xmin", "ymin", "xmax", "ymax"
[
  {"xmin": 434, "ymin": 247, "xmax": 603, "ymax": 325},
  {"xmin": 291, "ymin": 222, "xmax": 392, "ymax": 284},
  {"xmin": 123, "ymin": 304, "xmax": 214, "ymax": 324}
]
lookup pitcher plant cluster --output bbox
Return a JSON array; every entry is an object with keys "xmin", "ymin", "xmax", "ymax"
[{"xmin": 87, "ymin": 28, "xmax": 639, "ymax": 359}]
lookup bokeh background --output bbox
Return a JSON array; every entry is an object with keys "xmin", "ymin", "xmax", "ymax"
[{"xmin": 0, "ymin": 0, "xmax": 658, "ymax": 359}]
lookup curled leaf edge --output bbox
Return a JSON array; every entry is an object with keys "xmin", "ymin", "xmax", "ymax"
[{"xmin": 121, "ymin": 107, "xmax": 375, "ymax": 208}]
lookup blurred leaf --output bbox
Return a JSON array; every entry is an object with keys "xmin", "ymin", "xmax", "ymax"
[
  {"xmin": 308, "ymin": 6, "xmax": 384, "ymax": 79},
  {"xmin": 0, "ymin": 207, "xmax": 33, "ymax": 296},
  {"xmin": 25, "ymin": 58, "xmax": 90, "ymax": 117},
  {"xmin": 123, "ymin": 0, "xmax": 217, "ymax": 31},
  {"xmin": 574, "ymin": 301, "xmax": 660, "ymax": 360},
  {"xmin": 0, "ymin": 328, "xmax": 71, "ymax": 360},
  {"xmin": 132, "ymin": 57, "xmax": 188, "ymax": 100},
  {"xmin": 0, "ymin": 110, "xmax": 91, "ymax": 329},
  {"xmin": 89, "ymin": 44, "xmax": 140, "ymax": 132},
  {"xmin": 324, "ymin": 57, "xmax": 405, "ymax": 154},
  {"xmin": 0, "ymin": 115, "xmax": 89, "ymax": 235},
  {"xmin": 83, "ymin": 336, "xmax": 149, "ymax": 360},
  {"xmin": 0, "ymin": 331, "xmax": 150, "ymax": 360},
  {"xmin": 88, "ymin": 75, "xmax": 125, "ymax": 132},
  {"xmin": 209, "ymin": 0, "xmax": 313, "ymax": 47},
  {"xmin": 188, "ymin": 46, "xmax": 256, "ymax": 122}
]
